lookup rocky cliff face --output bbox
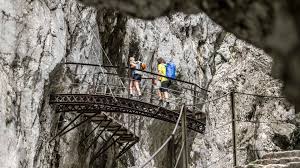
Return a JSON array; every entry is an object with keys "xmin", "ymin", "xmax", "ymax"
[
  {"xmin": 101, "ymin": 12, "xmax": 299, "ymax": 167},
  {"xmin": 79, "ymin": 0, "xmax": 300, "ymax": 108},
  {"xmin": 0, "ymin": 0, "xmax": 105, "ymax": 167},
  {"xmin": 0, "ymin": 0, "xmax": 299, "ymax": 168}
]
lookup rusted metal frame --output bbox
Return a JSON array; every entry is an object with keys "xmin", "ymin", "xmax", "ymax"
[
  {"xmin": 55, "ymin": 103, "xmax": 205, "ymax": 133},
  {"xmin": 51, "ymin": 94, "xmax": 166, "ymax": 113},
  {"xmin": 231, "ymin": 91, "xmax": 237, "ymax": 167},
  {"xmin": 86, "ymin": 119, "xmax": 112, "ymax": 151},
  {"xmin": 169, "ymin": 134, "xmax": 175, "ymax": 167},
  {"xmin": 79, "ymin": 120, "xmax": 104, "ymax": 145},
  {"xmin": 50, "ymin": 94, "xmax": 146, "ymax": 106},
  {"xmin": 91, "ymin": 137, "xmax": 120, "ymax": 163},
  {"xmin": 92, "ymin": 71, "xmax": 101, "ymax": 94},
  {"xmin": 192, "ymin": 84, "xmax": 197, "ymax": 118},
  {"xmin": 93, "ymin": 106, "xmax": 205, "ymax": 132},
  {"xmin": 182, "ymin": 106, "xmax": 188, "ymax": 168},
  {"xmin": 58, "ymin": 113, "xmax": 98, "ymax": 137},
  {"xmin": 116, "ymin": 138, "xmax": 138, "ymax": 159},
  {"xmin": 54, "ymin": 101, "xmax": 159, "ymax": 117},
  {"xmin": 127, "ymin": 57, "xmax": 131, "ymax": 99},
  {"xmin": 127, "ymin": 61, "xmax": 130, "ymax": 132},
  {"xmin": 151, "ymin": 106, "xmax": 162, "ymax": 118},
  {"xmin": 115, "ymin": 142, "xmax": 130, "ymax": 158},
  {"xmin": 95, "ymin": 137, "xmax": 119, "ymax": 157},
  {"xmin": 91, "ymin": 73, "xmax": 96, "ymax": 94},
  {"xmin": 133, "ymin": 115, "xmax": 136, "ymax": 135},
  {"xmin": 50, "ymin": 94, "xmax": 179, "ymax": 115},
  {"xmin": 102, "ymin": 72, "xmax": 119, "ymax": 76},
  {"xmin": 92, "ymin": 126, "xmax": 122, "ymax": 161},
  {"xmin": 50, "ymin": 94, "xmax": 205, "ymax": 133},
  {"xmin": 49, "ymin": 113, "xmax": 83, "ymax": 142},
  {"xmin": 64, "ymin": 62, "xmax": 100, "ymax": 67},
  {"xmin": 149, "ymin": 53, "xmax": 155, "ymax": 104}
]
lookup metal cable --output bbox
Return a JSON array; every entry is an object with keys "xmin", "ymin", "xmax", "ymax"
[
  {"xmin": 237, "ymin": 148, "xmax": 283, "ymax": 152},
  {"xmin": 72, "ymin": 9, "xmax": 126, "ymax": 91},
  {"xmin": 235, "ymin": 119, "xmax": 294, "ymax": 124},
  {"xmin": 190, "ymin": 93, "xmax": 230, "ymax": 106},
  {"xmin": 234, "ymin": 91, "xmax": 286, "ymax": 99},
  {"xmin": 90, "ymin": 47, "xmax": 117, "ymax": 101},
  {"xmin": 139, "ymin": 105, "xmax": 185, "ymax": 168},
  {"xmin": 207, "ymin": 121, "xmax": 232, "ymax": 132},
  {"xmin": 90, "ymin": 26, "xmax": 126, "ymax": 90}
]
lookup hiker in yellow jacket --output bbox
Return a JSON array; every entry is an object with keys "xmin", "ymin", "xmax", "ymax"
[{"xmin": 156, "ymin": 57, "xmax": 171, "ymax": 106}]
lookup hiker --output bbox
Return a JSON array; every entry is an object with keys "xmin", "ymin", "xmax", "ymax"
[
  {"xmin": 156, "ymin": 57, "xmax": 171, "ymax": 106},
  {"xmin": 129, "ymin": 57, "xmax": 142, "ymax": 98}
]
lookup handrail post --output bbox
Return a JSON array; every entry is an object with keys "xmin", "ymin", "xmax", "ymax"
[
  {"xmin": 149, "ymin": 54, "xmax": 155, "ymax": 104},
  {"xmin": 230, "ymin": 91, "xmax": 237, "ymax": 167},
  {"xmin": 182, "ymin": 105, "xmax": 188, "ymax": 168},
  {"xmin": 127, "ymin": 58, "xmax": 131, "ymax": 99},
  {"xmin": 150, "ymin": 78, "xmax": 154, "ymax": 104},
  {"xmin": 192, "ymin": 84, "xmax": 197, "ymax": 118},
  {"xmin": 170, "ymin": 134, "xmax": 175, "ymax": 167},
  {"xmin": 127, "ymin": 58, "xmax": 131, "ymax": 130}
]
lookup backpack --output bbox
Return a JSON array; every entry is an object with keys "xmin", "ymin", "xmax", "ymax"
[
  {"xmin": 141, "ymin": 63, "xmax": 146, "ymax": 70},
  {"xmin": 165, "ymin": 61, "xmax": 176, "ymax": 79}
]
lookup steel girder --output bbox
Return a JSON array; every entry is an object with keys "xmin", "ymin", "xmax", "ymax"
[{"xmin": 49, "ymin": 94, "xmax": 205, "ymax": 133}]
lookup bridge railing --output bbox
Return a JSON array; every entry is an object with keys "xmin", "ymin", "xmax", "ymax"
[
  {"xmin": 57, "ymin": 62, "xmax": 208, "ymax": 136},
  {"xmin": 101, "ymin": 65, "xmax": 209, "ymax": 117},
  {"xmin": 62, "ymin": 62, "xmax": 208, "ymax": 120}
]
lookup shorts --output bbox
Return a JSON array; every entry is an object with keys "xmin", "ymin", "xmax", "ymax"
[
  {"xmin": 159, "ymin": 80, "xmax": 171, "ymax": 92},
  {"xmin": 133, "ymin": 74, "xmax": 142, "ymax": 81}
]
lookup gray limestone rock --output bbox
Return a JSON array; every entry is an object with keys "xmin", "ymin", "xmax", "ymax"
[
  {"xmin": 0, "ymin": 0, "xmax": 299, "ymax": 167},
  {"xmin": 79, "ymin": 0, "xmax": 300, "ymax": 113}
]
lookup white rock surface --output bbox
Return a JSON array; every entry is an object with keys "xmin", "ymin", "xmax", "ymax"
[
  {"xmin": 122, "ymin": 13, "xmax": 297, "ymax": 168},
  {"xmin": 0, "ymin": 0, "xmax": 103, "ymax": 167}
]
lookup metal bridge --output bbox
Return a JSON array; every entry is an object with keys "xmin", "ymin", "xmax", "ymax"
[{"xmin": 49, "ymin": 62, "xmax": 207, "ymax": 162}]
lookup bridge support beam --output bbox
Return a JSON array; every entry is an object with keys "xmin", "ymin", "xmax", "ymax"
[
  {"xmin": 169, "ymin": 135, "xmax": 175, "ymax": 167},
  {"xmin": 182, "ymin": 105, "xmax": 188, "ymax": 168},
  {"xmin": 231, "ymin": 91, "xmax": 237, "ymax": 167}
]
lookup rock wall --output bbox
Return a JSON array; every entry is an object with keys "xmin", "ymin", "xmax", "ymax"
[
  {"xmin": 78, "ymin": 0, "xmax": 300, "ymax": 108},
  {"xmin": 0, "ymin": 0, "xmax": 299, "ymax": 168},
  {"xmin": 110, "ymin": 12, "xmax": 299, "ymax": 167},
  {"xmin": 0, "ymin": 0, "xmax": 106, "ymax": 167}
]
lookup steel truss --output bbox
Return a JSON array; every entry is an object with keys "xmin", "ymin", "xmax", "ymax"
[
  {"xmin": 50, "ymin": 110, "xmax": 139, "ymax": 162},
  {"xmin": 50, "ymin": 94, "xmax": 206, "ymax": 133}
]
